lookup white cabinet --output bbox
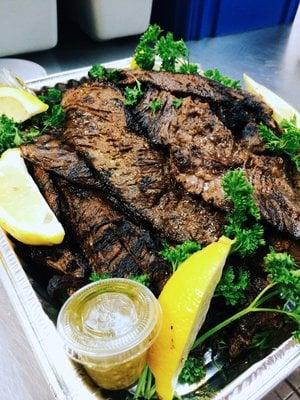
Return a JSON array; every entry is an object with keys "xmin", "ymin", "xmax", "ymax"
[
  {"xmin": 0, "ymin": 0, "xmax": 58, "ymax": 57},
  {"xmin": 73, "ymin": 0, "xmax": 153, "ymax": 41}
]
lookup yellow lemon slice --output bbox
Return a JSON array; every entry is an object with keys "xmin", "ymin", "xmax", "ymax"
[
  {"xmin": 147, "ymin": 236, "xmax": 234, "ymax": 400},
  {"xmin": 130, "ymin": 57, "xmax": 139, "ymax": 70},
  {"xmin": 243, "ymin": 74, "xmax": 300, "ymax": 128},
  {"xmin": 0, "ymin": 148, "xmax": 65, "ymax": 245},
  {"xmin": 0, "ymin": 86, "xmax": 48, "ymax": 123}
]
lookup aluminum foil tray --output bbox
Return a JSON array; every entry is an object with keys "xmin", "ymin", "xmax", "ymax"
[{"xmin": 0, "ymin": 58, "xmax": 299, "ymax": 400}]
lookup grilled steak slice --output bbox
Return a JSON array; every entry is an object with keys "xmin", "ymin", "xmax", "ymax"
[
  {"xmin": 47, "ymin": 274, "xmax": 87, "ymax": 302},
  {"xmin": 119, "ymin": 69, "xmax": 279, "ymax": 150},
  {"xmin": 127, "ymin": 86, "xmax": 300, "ymax": 238},
  {"xmin": 56, "ymin": 179, "xmax": 170, "ymax": 293},
  {"xmin": 59, "ymin": 81, "xmax": 223, "ymax": 244},
  {"xmin": 22, "ymin": 135, "xmax": 100, "ymax": 190},
  {"xmin": 128, "ymin": 87, "xmax": 247, "ymax": 192},
  {"xmin": 19, "ymin": 163, "xmax": 89, "ymax": 279},
  {"xmin": 16, "ymin": 243, "xmax": 87, "ymax": 278},
  {"xmin": 27, "ymin": 163, "xmax": 62, "ymax": 218}
]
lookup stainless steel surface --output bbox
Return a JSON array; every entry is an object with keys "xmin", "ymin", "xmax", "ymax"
[{"xmin": 0, "ymin": 10, "xmax": 300, "ymax": 399}]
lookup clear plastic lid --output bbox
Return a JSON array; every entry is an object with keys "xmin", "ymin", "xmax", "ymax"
[{"xmin": 57, "ymin": 278, "xmax": 162, "ymax": 367}]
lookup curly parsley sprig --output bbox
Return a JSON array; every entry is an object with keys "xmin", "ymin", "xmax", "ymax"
[
  {"xmin": 32, "ymin": 87, "xmax": 65, "ymax": 131},
  {"xmin": 0, "ymin": 114, "xmax": 40, "ymax": 154},
  {"xmin": 89, "ymin": 271, "xmax": 151, "ymax": 287},
  {"xmin": 160, "ymin": 240, "xmax": 202, "ymax": 273},
  {"xmin": 148, "ymin": 98, "xmax": 162, "ymax": 114},
  {"xmin": 133, "ymin": 24, "xmax": 198, "ymax": 75},
  {"xmin": 222, "ymin": 169, "xmax": 265, "ymax": 257},
  {"xmin": 215, "ymin": 266, "xmax": 250, "ymax": 306},
  {"xmin": 134, "ymin": 24, "xmax": 162, "ymax": 71},
  {"xmin": 124, "ymin": 80, "xmax": 143, "ymax": 107},
  {"xmin": 156, "ymin": 32, "xmax": 188, "ymax": 73},
  {"xmin": 178, "ymin": 356, "xmax": 206, "ymax": 385},
  {"xmin": 259, "ymin": 116, "xmax": 300, "ymax": 171},
  {"xmin": 204, "ymin": 68, "xmax": 241, "ymax": 89},
  {"xmin": 88, "ymin": 64, "xmax": 121, "ymax": 84}
]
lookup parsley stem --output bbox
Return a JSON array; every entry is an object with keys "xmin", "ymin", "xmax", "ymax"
[
  {"xmin": 255, "ymin": 288, "xmax": 280, "ymax": 307},
  {"xmin": 192, "ymin": 283, "xmax": 281, "ymax": 350},
  {"xmin": 248, "ymin": 283, "xmax": 276, "ymax": 308},
  {"xmin": 249, "ymin": 307, "xmax": 292, "ymax": 317},
  {"xmin": 192, "ymin": 308, "xmax": 249, "ymax": 350}
]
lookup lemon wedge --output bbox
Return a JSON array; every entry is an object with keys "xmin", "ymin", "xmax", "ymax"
[
  {"xmin": 243, "ymin": 74, "xmax": 300, "ymax": 128},
  {"xmin": 0, "ymin": 148, "xmax": 65, "ymax": 245},
  {"xmin": 147, "ymin": 236, "xmax": 234, "ymax": 400},
  {"xmin": 0, "ymin": 86, "xmax": 48, "ymax": 123},
  {"xmin": 130, "ymin": 57, "xmax": 139, "ymax": 70}
]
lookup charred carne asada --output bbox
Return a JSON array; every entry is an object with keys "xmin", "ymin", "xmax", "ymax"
[{"xmin": 12, "ymin": 41, "xmax": 299, "ymax": 389}]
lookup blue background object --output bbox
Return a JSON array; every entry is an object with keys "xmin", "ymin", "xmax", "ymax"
[{"xmin": 151, "ymin": 0, "xmax": 300, "ymax": 40}]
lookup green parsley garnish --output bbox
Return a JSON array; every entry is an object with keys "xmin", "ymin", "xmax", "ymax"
[
  {"xmin": 0, "ymin": 114, "xmax": 40, "ymax": 154},
  {"xmin": 204, "ymin": 68, "xmax": 241, "ymax": 89},
  {"xmin": 41, "ymin": 104, "xmax": 65, "ymax": 130},
  {"xmin": 89, "ymin": 272, "xmax": 111, "ymax": 282},
  {"xmin": 156, "ymin": 32, "xmax": 188, "ymax": 73},
  {"xmin": 148, "ymin": 98, "xmax": 162, "ymax": 114},
  {"xmin": 172, "ymin": 97, "xmax": 183, "ymax": 109},
  {"xmin": 222, "ymin": 169, "xmax": 265, "ymax": 257},
  {"xmin": 192, "ymin": 249, "xmax": 300, "ymax": 350},
  {"xmin": 124, "ymin": 81, "xmax": 143, "ymax": 107},
  {"xmin": 89, "ymin": 272, "xmax": 151, "ymax": 287},
  {"xmin": 39, "ymin": 87, "xmax": 62, "ymax": 105},
  {"xmin": 215, "ymin": 266, "xmax": 250, "ymax": 306},
  {"xmin": 134, "ymin": 24, "xmax": 162, "ymax": 71},
  {"xmin": 133, "ymin": 24, "xmax": 197, "ymax": 75},
  {"xmin": 259, "ymin": 116, "xmax": 300, "ymax": 171},
  {"xmin": 128, "ymin": 274, "xmax": 151, "ymax": 287},
  {"xmin": 160, "ymin": 240, "xmax": 202, "ymax": 273},
  {"xmin": 178, "ymin": 356, "xmax": 206, "ymax": 384},
  {"xmin": 178, "ymin": 61, "xmax": 198, "ymax": 74},
  {"xmin": 34, "ymin": 87, "xmax": 65, "ymax": 131},
  {"xmin": 88, "ymin": 64, "xmax": 120, "ymax": 83}
]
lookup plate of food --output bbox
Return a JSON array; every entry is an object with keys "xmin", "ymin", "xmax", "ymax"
[{"xmin": 0, "ymin": 25, "xmax": 299, "ymax": 400}]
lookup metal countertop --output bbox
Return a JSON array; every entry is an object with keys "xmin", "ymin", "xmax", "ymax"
[{"xmin": 0, "ymin": 8, "xmax": 299, "ymax": 400}]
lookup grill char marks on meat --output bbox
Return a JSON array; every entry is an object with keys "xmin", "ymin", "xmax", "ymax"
[
  {"xmin": 28, "ymin": 163, "xmax": 62, "ymax": 219},
  {"xmin": 126, "ymin": 84, "xmax": 300, "ymax": 238},
  {"xmin": 128, "ymin": 87, "xmax": 247, "ymax": 201},
  {"xmin": 119, "ymin": 69, "xmax": 279, "ymax": 151},
  {"xmin": 20, "ymin": 163, "xmax": 89, "ymax": 279},
  {"xmin": 56, "ymin": 180, "xmax": 170, "ymax": 293},
  {"xmin": 22, "ymin": 135, "xmax": 100, "ymax": 189},
  {"xmin": 17, "ymin": 243, "xmax": 87, "ymax": 278},
  {"xmin": 60, "ymin": 81, "xmax": 223, "ymax": 244}
]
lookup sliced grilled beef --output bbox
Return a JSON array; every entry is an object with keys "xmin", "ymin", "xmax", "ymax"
[
  {"xmin": 19, "ymin": 163, "xmax": 89, "ymax": 279},
  {"xmin": 22, "ymin": 135, "xmax": 223, "ymax": 245},
  {"xmin": 28, "ymin": 164, "xmax": 62, "ymax": 218},
  {"xmin": 22, "ymin": 135, "xmax": 100, "ymax": 189},
  {"xmin": 119, "ymin": 69, "xmax": 279, "ymax": 150},
  {"xmin": 228, "ymin": 312, "xmax": 284, "ymax": 359},
  {"xmin": 17, "ymin": 243, "xmax": 87, "ymax": 278},
  {"xmin": 126, "ymin": 86, "xmax": 300, "ymax": 238},
  {"xmin": 56, "ymin": 179, "xmax": 170, "ymax": 293},
  {"xmin": 58, "ymin": 81, "xmax": 223, "ymax": 244},
  {"xmin": 47, "ymin": 274, "xmax": 87, "ymax": 302}
]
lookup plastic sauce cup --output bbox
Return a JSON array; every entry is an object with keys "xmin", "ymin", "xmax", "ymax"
[{"xmin": 57, "ymin": 278, "xmax": 162, "ymax": 390}]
